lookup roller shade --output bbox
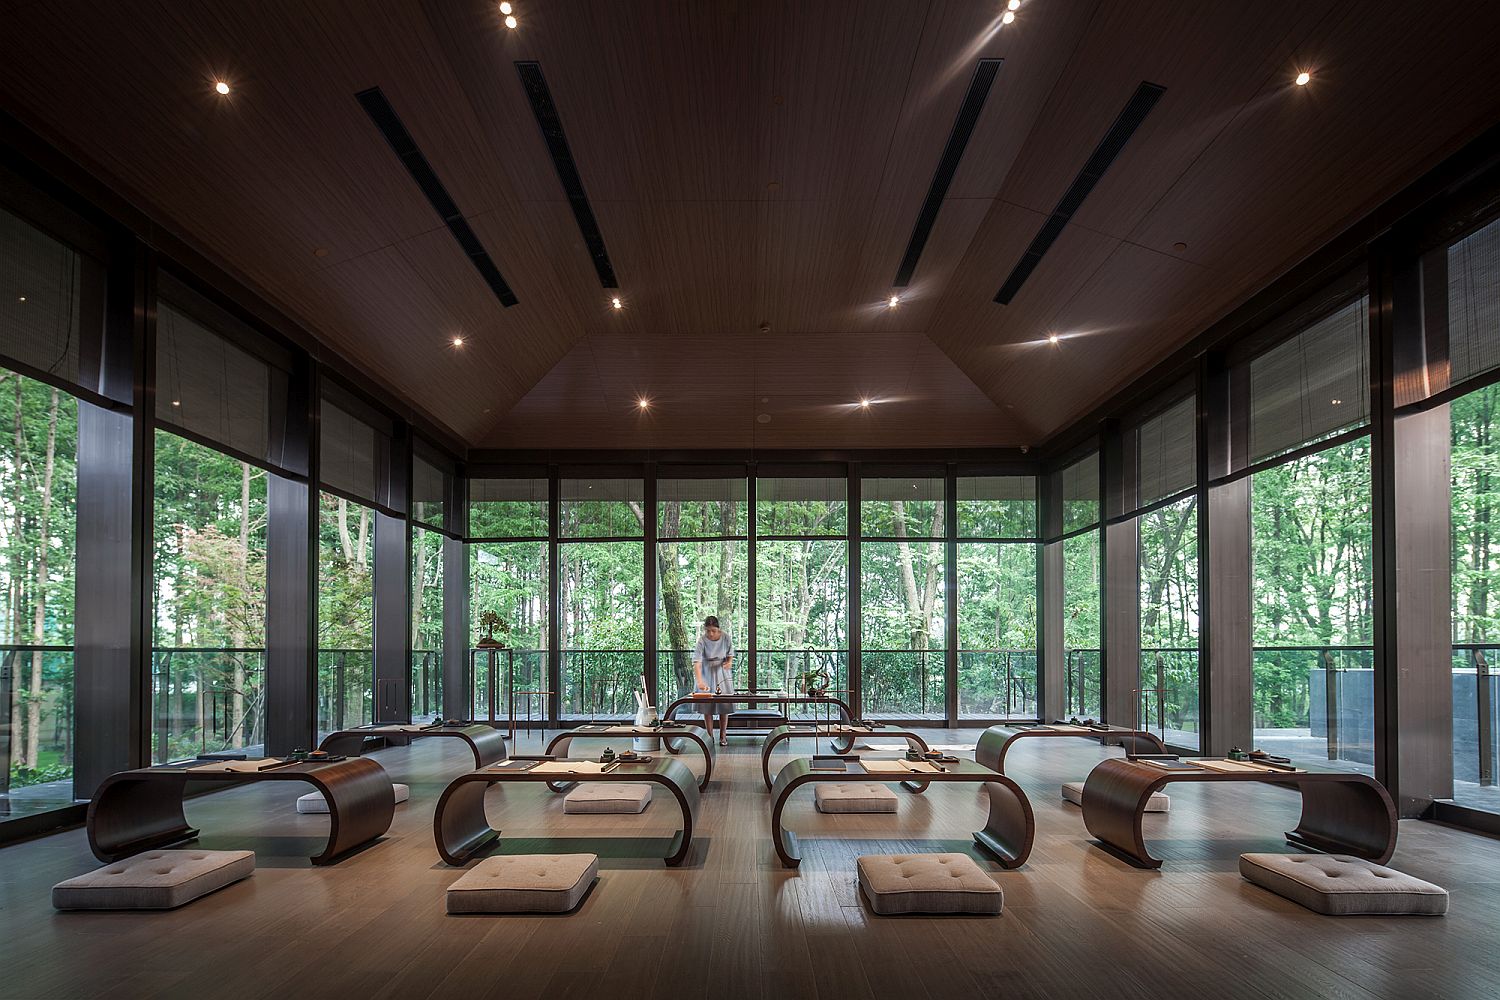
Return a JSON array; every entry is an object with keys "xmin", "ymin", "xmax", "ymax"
[
  {"xmin": 156, "ymin": 294, "xmax": 275, "ymax": 463},
  {"xmin": 320, "ymin": 398, "xmax": 386, "ymax": 506},
  {"xmin": 658, "ymin": 477, "xmax": 748, "ymax": 537},
  {"xmin": 1133, "ymin": 395, "xmax": 1196, "ymax": 511},
  {"xmin": 560, "ymin": 477, "xmax": 644, "ymax": 538},
  {"xmin": 956, "ymin": 475, "xmax": 1036, "ymax": 538},
  {"xmin": 412, "ymin": 454, "xmax": 446, "ymax": 529},
  {"xmin": 0, "ymin": 206, "xmax": 89, "ymax": 386},
  {"xmin": 756, "ymin": 475, "xmax": 847, "ymax": 535},
  {"xmin": 1446, "ymin": 214, "xmax": 1500, "ymax": 390},
  {"xmin": 1248, "ymin": 295, "xmax": 1370, "ymax": 466},
  {"xmin": 1060, "ymin": 453, "xmax": 1099, "ymax": 534},
  {"xmin": 469, "ymin": 477, "xmax": 548, "ymax": 538}
]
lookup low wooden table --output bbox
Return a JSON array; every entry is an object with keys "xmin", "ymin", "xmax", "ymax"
[
  {"xmin": 761, "ymin": 723, "xmax": 928, "ymax": 792},
  {"xmin": 768, "ymin": 756, "xmax": 1034, "ymax": 870},
  {"xmin": 663, "ymin": 692, "xmax": 856, "ymax": 748},
  {"xmin": 319, "ymin": 723, "xmax": 508, "ymax": 769},
  {"xmin": 546, "ymin": 724, "xmax": 715, "ymax": 790},
  {"xmin": 974, "ymin": 723, "xmax": 1167, "ymax": 774},
  {"xmin": 87, "ymin": 757, "xmax": 396, "ymax": 865},
  {"xmin": 1081, "ymin": 757, "xmax": 1398, "ymax": 869},
  {"xmin": 433, "ymin": 756, "xmax": 701, "ymax": 867}
]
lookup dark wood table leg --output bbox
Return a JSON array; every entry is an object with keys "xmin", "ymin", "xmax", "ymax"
[
  {"xmin": 434, "ymin": 778, "xmax": 499, "ymax": 866},
  {"xmin": 465, "ymin": 726, "xmax": 509, "ymax": 767},
  {"xmin": 87, "ymin": 774, "xmax": 197, "ymax": 862},
  {"xmin": 310, "ymin": 758, "xmax": 396, "ymax": 864},
  {"xmin": 770, "ymin": 779, "xmax": 804, "ymax": 868},
  {"xmin": 972, "ymin": 779, "xmax": 1034, "ymax": 869},
  {"xmin": 659, "ymin": 773, "xmax": 699, "ymax": 867},
  {"xmin": 1287, "ymin": 778, "xmax": 1397, "ymax": 863},
  {"xmin": 318, "ymin": 731, "xmax": 375, "ymax": 757},
  {"xmin": 1081, "ymin": 761, "xmax": 1167, "ymax": 869}
]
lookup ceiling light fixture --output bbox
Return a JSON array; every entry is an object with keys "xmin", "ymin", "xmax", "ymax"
[
  {"xmin": 611, "ymin": 296, "xmax": 623, "ymax": 310},
  {"xmin": 1048, "ymin": 333, "xmax": 1060, "ymax": 346},
  {"xmin": 500, "ymin": 1, "xmax": 513, "ymax": 12},
  {"xmin": 214, "ymin": 80, "xmax": 231, "ymax": 96},
  {"xmin": 859, "ymin": 398, "xmax": 871, "ymax": 409},
  {"xmin": 1002, "ymin": 10, "xmax": 1015, "ymax": 24},
  {"xmin": 1296, "ymin": 71, "xmax": 1311, "ymax": 86},
  {"xmin": 637, "ymin": 398, "xmax": 650, "ymax": 410},
  {"xmin": 888, "ymin": 294, "xmax": 900, "ymax": 308},
  {"xmin": 505, "ymin": 14, "xmax": 518, "ymax": 29},
  {"xmin": 1008, "ymin": 0, "xmax": 1020, "ymax": 8},
  {"xmin": 451, "ymin": 336, "xmax": 465, "ymax": 347}
]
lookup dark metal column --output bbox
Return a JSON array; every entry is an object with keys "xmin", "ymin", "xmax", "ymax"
[
  {"xmin": 547, "ymin": 465, "xmax": 561, "ymax": 726},
  {"xmin": 643, "ymin": 463, "xmax": 658, "ymax": 706},
  {"xmin": 265, "ymin": 357, "xmax": 316, "ymax": 755},
  {"xmin": 372, "ymin": 510, "xmax": 409, "ymax": 723},
  {"xmin": 442, "ymin": 533, "xmax": 469, "ymax": 721},
  {"xmin": 944, "ymin": 462, "xmax": 959, "ymax": 725},
  {"xmin": 1099, "ymin": 421, "xmax": 1136, "ymax": 727},
  {"xmin": 747, "ymin": 467, "xmax": 758, "ymax": 690},
  {"xmin": 1039, "ymin": 467, "xmax": 1065, "ymax": 724},
  {"xmin": 847, "ymin": 464, "xmax": 861, "ymax": 716}
]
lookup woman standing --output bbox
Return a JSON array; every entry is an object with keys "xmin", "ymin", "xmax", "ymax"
[{"xmin": 693, "ymin": 616, "xmax": 736, "ymax": 746}]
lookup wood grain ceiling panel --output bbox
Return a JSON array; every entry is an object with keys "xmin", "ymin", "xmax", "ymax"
[{"xmin": 3, "ymin": 1, "xmax": 1499, "ymax": 454}]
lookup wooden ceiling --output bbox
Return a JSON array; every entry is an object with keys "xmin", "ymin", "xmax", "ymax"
[{"xmin": 3, "ymin": 1, "xmax": 1499, "ymax": 451}]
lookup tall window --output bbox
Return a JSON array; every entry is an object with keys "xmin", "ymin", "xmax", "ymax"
[
  {"xmin": 756, "ymin": 475, "xmax": 848, "ymax": 698},
  {"xmin": 559, "ymin": 478, "xmax": 644, "ymax": 719},
  {"xmin": 0, "ymin": 369, "xmax": 78, "ymax": 802},
  {"xmin": 1132, "ymin": 396, "xmax": 1200, "ymax": 748},
  {"xmin": 1248, "ymin": 293, "xmax": 1373, "ymax": 772},
  {"xmin": 956, "ymin": 476, "xmax": 1037, "ymax": 719},
  {"xmin": 469, "ymin": 478, "xmax": 548, "ymax": 721},
  {"xmin": 861, "ymin": 477, "xmax": 945, "ymax": 718},
  {"xmin": 656, "ymin": 476, "xmax": 748, "ymax": 699},
  {"xmin": 152, "ymin": 431, "xmax": 267, "ymax": 760},
  {"xmin": 410, "ymin": 524, "xmax": 443, "ymax": 721},
  {"xmin": 1059, "ymin": 454, "xmax": 1101, "ymax": 718},
  {"xmin": 318, "ymin": 491, "xmax": 375, "ymax": 734}
]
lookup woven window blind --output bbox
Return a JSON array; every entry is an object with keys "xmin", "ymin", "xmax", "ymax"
[{"xmin": 1133, "ymin": 395, "xmax": 1196, "ymax": 511}]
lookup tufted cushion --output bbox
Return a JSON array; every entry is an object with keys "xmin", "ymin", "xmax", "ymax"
[
  {"xmin": 1239, "ymin": 854, "xmax": 1448, "ymax": 916},
  {"xmin": 446, "ymin": 854, "xmax": 598, "ymax": 914},
  {"xmin": 1061, "ymin": 781, "xmax": 1169, "ymax": 812},
  {"xmin": 297, "ymin": 783, "xmax": 408, "ymax": 814},
  {"xmin": 856, "ymin": 854, "xmax": 1003, "ymax": 915},
  {"xmin": 52, "ymin": 850, "xmax": 254, "ymax": 910},
  {"xmin": 814, "ymin": 782, "xmax": 898, "ymax": 814},
  {"xmin": 563, "ymin": 783, "xmax": 652, "ymax": 814}
]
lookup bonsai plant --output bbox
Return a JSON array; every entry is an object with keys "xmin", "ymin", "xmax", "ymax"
[
  {"xmin": 797, "ymin": 667, "xmax": 830, "ymax": 697},
  {"xmin": 476, "ymin": 610, "xmax": 510, "ymax": 649}
]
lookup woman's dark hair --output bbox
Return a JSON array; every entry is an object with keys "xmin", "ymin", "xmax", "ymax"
[{"xmin": 703, "ymin": 616, "xmax": 720, "ymax": 629}]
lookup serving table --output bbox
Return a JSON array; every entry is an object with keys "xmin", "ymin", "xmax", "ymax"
[
  {"xmin": 87, "ymin": 757, "xmax": 395, "ymax": 865},
  {"xmin": 974, "ymin": 722, "xmax": 1167, "ymax": 774},
  {"xmin": 761, "ymin": 723, "xmax": 928, "ymax": 792},
  {"xmin": 767, "ymin": 756, "xmax": 1033, "ymax": 870},
  {"xmin": 318, "ymin": 723, "xmax": 508, "ymax": 769},
  {"xmin": 433, "ymin": 755, "xmax": 701, "ymax": 867},
  {"xmin": 1080, "ymin": 756, "xmax": 1398, "ymax": 869},
  {"xmin": 546, "ymin": 723, "xmax": 715, "ymax": 790},
  {"xmin": 662, "ymin": 692, "xmax": 857, "ymax": 748}
]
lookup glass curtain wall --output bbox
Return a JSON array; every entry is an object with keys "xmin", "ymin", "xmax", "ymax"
[
  {"xmin": 410, "ymin": 524, "xmax": 443, "ymax": 721},
  {"xmin": 152, "ymin": 431, "xmax": 267, "ymax": 760},
  {"xmin": 469, "ymin": 478, "xmax": 549, "ymax": 723},
  {"xmin": 861, "ymin": 477, "xmax": 945, "ymax": 719},
  {"xmin": 558, "ymin": 478, "xmax": 644, "ymax": 719},
  {"xmin": 755, "ymin": 475, "xmax": 848, "ymax": 699},
  {"xmin": 656, "ymin": 476, "xmax": 748, "ymax": 700},
  {"xmin": 1060, "ymin": 454, "xmax": 1102, "ymax": 718},
  {"xmin": 956, "ymin": 476, "xmax": 1038, "ymax": 719},
  {"xmin": 1247, "ymin": 293, "xmax": 1374, "ymax": 772},
  {"xmin": 317, "ymin": 491, "xmax": 375, "ymax": 734}
]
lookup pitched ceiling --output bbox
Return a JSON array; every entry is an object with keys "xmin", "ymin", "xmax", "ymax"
[{"xmin": 2, "ymin": 0, "xmax": 1499, "ymax": 451}]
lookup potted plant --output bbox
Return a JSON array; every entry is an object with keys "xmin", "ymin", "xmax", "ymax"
[
  {"xmin": 476, "ymin": 610, "xmax": 510, "ymax": 649},
  {"xmin": 797, "ymin": 667, "xmax": 830, "ymax": 697}
]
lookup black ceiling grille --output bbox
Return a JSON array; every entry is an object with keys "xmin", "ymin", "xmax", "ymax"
[
  {"xmin": 515, "ymin": 61, "xmax": 618, "ymax": 289},
  {"xmin": 993, "ymin": 81, "xmax": 1166, "ymax": 305},
  {"xmin": 354, "ymin": 86, "xmax": 518, "ymax": 307},
  {"xmin": 893, "ymin": 58, "xmax": 1003, "ymax": 288}
]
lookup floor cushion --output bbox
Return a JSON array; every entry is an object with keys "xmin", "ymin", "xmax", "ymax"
[
  {"xmin": 446, "ymin": 854, "xmax": 598, "ymax": 914},
  {"xmin": 563, "ymin": 783, "xmax": 652, "ymax": 814},
  {"xmin": 296, "ymin": 782, "xmax": 408, "ymax": 814},
  {"xmin": 856, "ymin": 854, "xmax": 1003, "ymax": 916},
  {"xmin": 1062, "ymin": 781, "xmax": 1169, "ymax": 812},
  {"xmin": 815, "ymin": 782, "xmax": 899, "ymax": 814},
  {"xmin": 1239, "ymin": 854, "xmax": 1448, "ymax": 916},
  {"xmin": 52, "ymin": 850, "xmax": 254, "ymax": 910}
]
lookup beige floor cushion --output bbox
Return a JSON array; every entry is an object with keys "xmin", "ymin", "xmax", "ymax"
[
  {"xmin": 446, "ymin": 854, "xmax": 598, "ymax": 914},
  {"xmin": 52, "ymin": 850, "xmax": 254, "ymax": 911},
  {"xmin": 296, "ymin": 782, "xmax": 409, "ymax": 814},
  {"xmin": 857, "ymin": 854, "xmax": 1003, "ymax": 916},
  {"xmin": 563, "ymin": 782, "xmax": 652, "ymax": 814},
  {"xmin": 815, "ymin": 782, "xmax": 899, "ymax": 814},
  {"xmin": 1061, "ymin": 781, "xmax": 1169, "ymax": 812},
  {"xmin": 1239, "ymin": 854, "xmax": 1448, "ymax": 916}
]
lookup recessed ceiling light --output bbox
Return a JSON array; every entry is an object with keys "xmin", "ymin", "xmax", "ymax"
[
  {"xmin": 859, "ymin": 398, "xmax": 871, "ymax": 409},
  {"xmin": 451, "ymin": 336, "xmax": 465, "ymax": 347},
  {"xmin": 637, "ymin": 397, "xmax": 650, "ymax": 410},
  {"xmin": 611, "ymin": 296, "xmax": 623, "ymax": 310},
  {"xmin": 1002, "ymin": 10, "xmax": 1015, "ymax": 24},
  {"xmin": 1296, "ymin": 71, "xmax": 1311, "ymax": 86},
  {"xmin": 313, "ymin": 247, "xmax": 329, "ymax": 258},
  {"xmin": 1008, "ymin": 0, "xmax": 1020, "ymax": 8},
  {"xmin": 214, "ymin": 80, "xmax": 230, "ymax": 96},
  {"xmin": 888, "ymin": 294, "xmax": 900, "ymax": 308},
  {"xmin": 1172, "ymin": 241, "xmax": 1188, "ymax": 252},
  {"xmin": 500, "ymin": 1, "xmax": 513, "ymax": 12},
  {"xmin": 1048, "ymin": 333, "xmax": 1060, "ymax": 345},
  {"xmin": 504, "ymin": 14, "xmax": 518, "ymax": 29}
]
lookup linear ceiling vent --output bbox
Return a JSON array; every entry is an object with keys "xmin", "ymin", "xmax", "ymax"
[
  {"xmin": 893, "ymin": 58, "xmax": 1003, "ymax": 288},
  {"xmin": 515, "ymin": 61, "xmax": 618, "ymax": 289},
  {"xmin": 993, "ymin": 80, "xmax": 1166, "ymax": 305},
  {"xmin": 354, "ymin": 86, "xmax": 518, "ymax": 307}
]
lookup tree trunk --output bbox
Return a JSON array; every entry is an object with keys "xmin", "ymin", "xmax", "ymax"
[
  {"xmin": 27, "ymin": 389, "xmax": 58, "ymax": 768},
  {"xmin": 337, "ymin": 497, "xmax": 354, "ymax": 562}
]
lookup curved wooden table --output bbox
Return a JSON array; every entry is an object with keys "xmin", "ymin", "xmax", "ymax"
[
  {"xmin": 546, "ymin": 724, "xmax": 715, "ymax": 790},
  {"xmin": 768, "ymin": 757, "xmax": 1034, "ymax": 870},
  {"xmin": 663, "ymin": 693, "xmax": 857, "ymax": 751},
  {"xmin": 87, "ymin": 758, "xmax": 396, "ymax": 865},
  {"xmin": 433, "ymin": 756, "xmax": 701, "ymax": 867},
  {"xmin": 974, "ymin": 723, "xmax": 1167, "ymax": 774},
  {"xmin": 319, "ymin": 723, "xmax": 507, "ymax": 769},
  {"xmin": 1081, "ymin": 757, "xmax": 1398, "ymax": 869},
  {"xmin": 760, "ymin": 724, "xmax": 928, "ymax": 792}
]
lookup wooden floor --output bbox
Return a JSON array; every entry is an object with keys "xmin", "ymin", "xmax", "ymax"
[{"xmin": 2, "ymin": 729, "xmax": 1498, "ymax": 1000}]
